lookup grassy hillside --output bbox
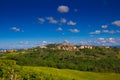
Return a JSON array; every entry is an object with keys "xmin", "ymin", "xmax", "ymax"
[
  {"xmin": 0, "ymin": 60, "xmax": 120, "ymax": 80},
  {"xmin": 0, "ymin": 46, "xmax": 120, "ymax": 79},
  {"xmin": 0, "ymin": 46, "xmax": 120, "ymax": 80},
  {"xmin": 22, "ymin": 66, "xmax": 120, "ymax": 80},
  {"xmin": 4, "ymin": 47, "xmax": 120, "ymax": 73}
]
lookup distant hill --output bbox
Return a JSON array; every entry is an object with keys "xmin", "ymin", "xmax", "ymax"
[
  {"xmin": 0, "ymin": 46, "xmax": 120, "ymax": 79},
  {"xmin": 0, "ymin": 46, "xmax": 119, "ymax": 73}
]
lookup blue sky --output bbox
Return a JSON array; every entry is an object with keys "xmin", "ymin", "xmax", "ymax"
[{"xmin": 0, "ymin": 0, "xmax": 120, "ymax": 49}]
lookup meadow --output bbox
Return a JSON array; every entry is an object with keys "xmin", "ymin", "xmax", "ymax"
[
  {"xmin": 22, "ymin": 66, "xmax": 120, "ymax": 80},
  {"xmin": 1, "ymin": 60, "xmax": 120, "ymax": 80}
]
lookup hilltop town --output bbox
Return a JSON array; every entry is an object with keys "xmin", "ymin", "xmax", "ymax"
[
  {"xmin": 1, "ymin": 41, "xmax": 111, "ymax": 54},
  {"xmin": 40, "ymin": 41, "xmax": 93, "ymax": 51},
  {"xmin": 1, "ymin": 40, "xmax": 116, "ymax": 54}
]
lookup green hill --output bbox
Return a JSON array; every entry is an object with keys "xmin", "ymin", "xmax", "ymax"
[
  {"xmin": 4, "ymin": 47, "xmax": 120, "ymax": 73},
  {"xmin": 0, "ymin": 60, "xmax": 120, "ymax": 80},
  {"xmin": 0, "ymin": 46, "xmax": 120, "ymax": 80},
  {"xmin": 22, "ymin": 66, "xmax": 120, "ymax": 80}
]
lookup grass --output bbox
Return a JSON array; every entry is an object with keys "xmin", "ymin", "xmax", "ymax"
[{"xmin": 22, "ymin": 66, "xmax": 120, "ymax": 80}]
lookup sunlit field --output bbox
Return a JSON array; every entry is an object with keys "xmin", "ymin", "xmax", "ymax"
[{"xmin": 21, "ymin": 66, "xmax": 120, "ymax": 80}]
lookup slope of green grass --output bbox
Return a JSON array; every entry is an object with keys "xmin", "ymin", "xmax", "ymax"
[
  {"xmin": 22, "ymin": 66, "xmax": 120, "ymax": 80},
  {"xmin": 0, "ymin": 55, "xmax": 120, "ymax": 80},
  {"xmin": 1, "ymin": 47, "xmax": 120, "ymax": 80},
  {"xmin": 5, "ymin": 48, "xmax": 120, "ymax": 73}
]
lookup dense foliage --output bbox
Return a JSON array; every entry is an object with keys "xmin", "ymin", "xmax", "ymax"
[
  {"xmin": 0, "ymin": 60, "xmax": 120, "ymax": 80},
  {"xmin": 0, "ymin": 60, "xmax": 69, "ymax": 80},
  {"xmin": 3, "ymin": 46, "xmax": 120, "ymax": 73}
]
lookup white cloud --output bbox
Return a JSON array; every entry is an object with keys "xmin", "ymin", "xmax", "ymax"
[
  {"xmin": 46, "ymin": 17, "xmax": 54, "ymax": 20},
  {"xmin": 57, "ymin": 5, "xmax": 69, "ymax": 13},
  {"xmin": 102, "ymin": 30, "xmax": 120, "ymax": 34},
  {"xmin": 38, "ymin": 18, "xmax": 45, "ymax": 24},
  {"xmin": 94, "ymin": 30, "xmax": 101, "ymax": 34},
  {"xmin": 49, "ymin": 19, "xmax": 57, "ymax": 24},
  {"xmin": 102, "ymin": 30, "xmax": 109, "ymax": 33},
  {"xmin": 69, "ymin": 29, "xmax": 80, "ymax": 33},
  {"xmin": 67, "ymin": 20, "xmax": 76, "ymax": 26},
  {"xmin": 112, "ymin": 20, "xmax": 120, "ymax": 26},
  {"xmin": 89, "ymin": 30, "xmax": 101, "ymax": 34},
  {"xmin": 81, "ymin": 38, "xmax": 120, "ymax": 46},
  {"xmin": 98, "ymin": 38, "xmax": 106, "ymax": 44},
  {"xmin": 98, "ymin": 38, "xmax": 105, "ymax": 41},
  {"xmin": 60, "ymin": 18, "xmax": 67, "ymax": 24},
  {"xmin": 64, "ymin": 40, "xmax": 69, "ymax": 43},
  {"xmin": 108, "ymin": 38, "xmax": 116, "ymax": 43},
  {"xmin": 109, "ymin": 30, "xmax": 116, "ymax": 34},
  {"xmin": 57, "ymin": 27, "xmax": 62, "ymax": 31},
  {"xmin": 101, "ymin": 25, "xmax": 108, "ymax": 28},
  {"xmin": 11, "ymin": 27, "xmax": 20, "ymax": 32},
  {"xmin": 94, "ymin": 37, "xmax": 120, "ymax": 46},
  {"xmin": 46, "ymin": 17, "xmax": 58, "ymax": 24},
  {"xmin": 42, "ymin": 41, "xmax": 47, "ymax": 45},
  {"xmin": 79, "ymin": 41, "xmax": 90, "ymax": 45}
]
